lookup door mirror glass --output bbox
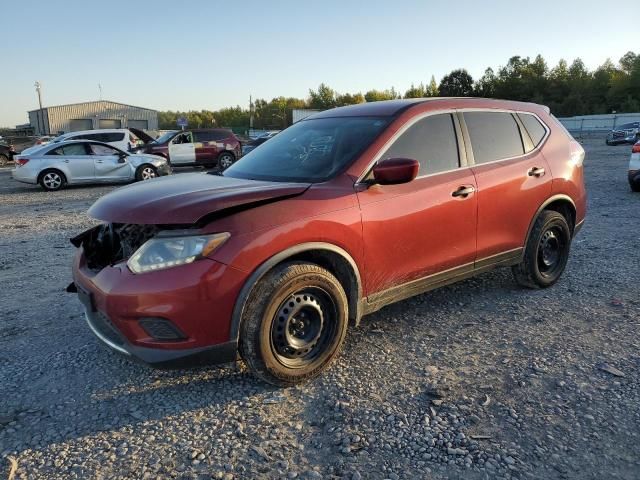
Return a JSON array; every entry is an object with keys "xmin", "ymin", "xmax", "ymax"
[{"xmin": 372, "ymin": 158, "xmax": 419, "ymax": 185}]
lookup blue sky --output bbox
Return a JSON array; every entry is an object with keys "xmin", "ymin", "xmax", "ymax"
[{"xmin": 1, "ymin": 0, "xmax": 638, "ymax": 127}]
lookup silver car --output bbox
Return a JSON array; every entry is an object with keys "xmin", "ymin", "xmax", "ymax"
[{"xmin": 12, "ymin": 140, "xmax": 171, "ymax": 191}]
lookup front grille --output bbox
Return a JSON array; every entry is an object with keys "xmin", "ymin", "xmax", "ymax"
[{"xmin": 87, "ymin": 310, "xmax": 125, "ymax": 346}]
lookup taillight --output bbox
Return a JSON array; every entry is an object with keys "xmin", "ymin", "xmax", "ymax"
[
  {"xmin": 569, "ymin": 140, "xmax": 585, "ymax": 167},
  {"xmin": 632, "ymin": 143, "xmax": 640, "ymax": 154},
  {"xmin": 16, "ymin": 157, "xmax": 29, "ymax": 166}
]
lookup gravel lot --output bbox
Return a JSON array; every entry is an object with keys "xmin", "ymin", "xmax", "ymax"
[{"xmin": 1, "ymin": 137, "xmax": 639, "ymax": 480}]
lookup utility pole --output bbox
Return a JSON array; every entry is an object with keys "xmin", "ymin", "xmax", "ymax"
[
  {"xmin": 34, "ymin": 81, "xmax": 46, "ymax": 135},
  {"xmin": 98, "ymin": 83, "xmax": 103, "ymax": 101}
]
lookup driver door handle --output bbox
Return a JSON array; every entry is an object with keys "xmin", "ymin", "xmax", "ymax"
[
  {"xmin": 452, "ymin": 185, "xmax": 476, "ymax": 198},
  {"xmin": 528, "ymin": 167, "xmax": 545, "ymax": 177}
]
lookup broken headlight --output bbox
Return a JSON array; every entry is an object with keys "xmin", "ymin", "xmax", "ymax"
[{"xmin": 127, "ymin": 232, "xmax": 230, "ymax": 274}]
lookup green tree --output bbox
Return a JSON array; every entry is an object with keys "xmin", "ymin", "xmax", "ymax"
[
  {"xmin": 335, "ymin": 92, "xmax": 365, "ymax": 106},
  {"xmin": 309, "ymin": 83, "xmax": 337, "ymax": 109},
  {"xmin": 404, "ymin": 83, "xmax": 426, "ymax": 98},
  {"xmin": 364, "ymin": 88, "xmax": 399, "ymax": 102},
  {"xmin": 425, "ymin": 76, "xmax": 439, "ymax": 97},
  {"xmin": 438, "ymin": 69, "xmax": 474, "ymax": 96}
]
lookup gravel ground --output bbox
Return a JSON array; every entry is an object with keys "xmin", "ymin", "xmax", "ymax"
[{"xmin": 1, "ymin": 136, "xmax": 639, "ymax": 480}]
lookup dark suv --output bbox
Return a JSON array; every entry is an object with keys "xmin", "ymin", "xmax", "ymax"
[
  {"xmin": 606, "ymin": 122, "xmax": 640, "ymax": 145},
  {"xmin": 139, "ymin": 129, "xmax": 242, "ymax": 169}
]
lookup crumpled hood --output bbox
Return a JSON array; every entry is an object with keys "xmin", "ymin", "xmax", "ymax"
[{"xmin": 88, "ymin": 172, "xmax": 311, "ymax": 225}]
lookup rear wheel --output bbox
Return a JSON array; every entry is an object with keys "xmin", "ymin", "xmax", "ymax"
[
  {"xmin": 512, "ymin": 210, "xmax": 572, "ymax": 288},
  {"xmin": 39, "ymin": 170, "xmax": 66, "ymax": 191},
  {"xmin": 630, "ymin": 179, "xmax": 640, "ymax": 193},
  {"xmin": 135, "ymin": 164, "xmax": 157, "ymax": 181},
  {"xmin": 239, "ymin": 262, "xmax": 348, "ymax": 386},
  {"xmin": 218, "ymin": 152, "xmax": 235, "ymax": 170},
  {"xmin": 0, "ymin": 154, "xmax": 8, "ymax": 167}
]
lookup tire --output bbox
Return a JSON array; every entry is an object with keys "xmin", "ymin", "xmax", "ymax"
[
  {"xmin": 630, "ymin": 180, "xmax": 640, "ymax": 193},
  {"xmin": 0, "ymin": 154, "xmax": 8, "ymax": 167},
  {"xmin": 38, "ymin": 169, "xmax": 66, "ymax": 191},
  {"xmin": 512, "ymin": 210, "xmax": 572, "ymax": 289},
  {"xmin": 135, "ymin": 164, "xmax": 157, "ymax": 181},
  {"xmin": 218, "ymin": 152, "xmax": 235, "ymax": 170},
  {"xmin": 239, "ymin": 262, "xmax": 349, "ymax": 386}
]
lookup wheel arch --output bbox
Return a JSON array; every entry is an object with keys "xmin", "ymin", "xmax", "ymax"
[
  {"xmin": 526, "ymin": 195, "xmax": 577, "ymax": 244},
  {"xmin": 229, "ymin": 242, "xmax": 363, "ymax": 343},
  {"xmin": 37, "ymin": 167, "xmax": 68, "ymax": 184}
]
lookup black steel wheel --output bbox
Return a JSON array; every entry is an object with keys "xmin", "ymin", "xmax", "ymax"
[
  {"xmin": 513, "ymin": 210, "xmax": 572, "ymax": 288},
  {"xmin": 239, "ymin": 262, "xmax": 348, "ymax": 386}
]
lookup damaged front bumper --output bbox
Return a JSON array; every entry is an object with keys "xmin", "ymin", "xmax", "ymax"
[{"xmin": 68, "ymin": 224, "xmax": 247, "ymax": 368}]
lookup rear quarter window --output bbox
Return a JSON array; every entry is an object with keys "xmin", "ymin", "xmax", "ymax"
[
  {"xmin": 517, "ymin": 113, "xmax": 547, "ymax": 149},
  {"xmin": 103, "ymin": 133, "xmax": 125, "ymax": 142},
  {"xmin": 464, "ymin": 112, "xmax": 524, "ymax": 164}
]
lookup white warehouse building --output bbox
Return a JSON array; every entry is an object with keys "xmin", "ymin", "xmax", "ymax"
[{"xmin": 28, "ymin": 100, "xmax": 158, "ymax": 135}]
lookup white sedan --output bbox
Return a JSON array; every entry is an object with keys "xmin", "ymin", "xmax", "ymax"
[
  {"xmin": 12, "ymin": 140, "xmax": 171, "ymax": 191},
  {"xmin": 630, "ymin": 140, "xmax": 640, "ymax": 192}
]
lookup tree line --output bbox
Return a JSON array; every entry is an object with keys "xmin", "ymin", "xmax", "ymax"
[{"xmin": 158, "ymin": 51, "xmax": 640, "ymax": 130}]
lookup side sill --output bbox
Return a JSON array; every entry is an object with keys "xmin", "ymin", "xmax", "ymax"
[{"xmin": 363, "ymin": 248, "xmax": 523, "ymax": 315}]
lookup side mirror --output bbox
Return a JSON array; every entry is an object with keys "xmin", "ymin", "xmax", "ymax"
[
  {"xmin": 117, "ymin": 152, "xmax": 127, "ymax": 163},
  {"xmin": 372, "ymin": 158, "xmax": 420, "ymax": 185}
]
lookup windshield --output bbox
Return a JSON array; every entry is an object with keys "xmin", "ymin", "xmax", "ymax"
[
  {"xmin": 224, "ymin": 117, "xmax": 389, "ymax": 182},
  {"xmin": 152, "ymin": 131, "xmax": 178, "ymax": 144}
]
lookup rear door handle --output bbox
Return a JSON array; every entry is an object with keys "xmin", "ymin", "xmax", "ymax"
[
  {"xmin": 528, "ymin": 167, "xmax": 545, "ymax": 177},
  {"xmin": 452, "ymin": 185, "xmax": 476, "ymax": 198}
]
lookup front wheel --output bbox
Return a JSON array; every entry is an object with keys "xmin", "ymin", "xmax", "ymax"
[
  {"xmin": 239, "ymin": 262, "xmax": 348, "ymax": 386},
  {"xmin": 218, "ymin": 152, "xmax": 235, "ymax": 170},
  {"xmin": 135, "ymin": 164, "xmax": 157, "ymax": 181},
  {"xmin": 512, "ymin": 210, "xmax": 572, "ymax": 288}
]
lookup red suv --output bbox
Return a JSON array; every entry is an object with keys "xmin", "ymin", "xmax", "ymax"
[
  {"xmin": 69, "ymin": 98, "xmax": 586, "ymax": 385},
  {"xmin": 138, "ymin": 128, "xmax": 242, "ymax": 169}
]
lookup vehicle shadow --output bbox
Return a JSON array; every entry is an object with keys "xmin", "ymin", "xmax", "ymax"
[{"xmin": 1, "ymin": 266, "xmax": 542, "ymax": 475}]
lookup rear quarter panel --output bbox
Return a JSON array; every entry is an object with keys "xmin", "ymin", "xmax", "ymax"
[{"xmin": 540, "ymin": 112, "xmax": 587, "ymax": 225}]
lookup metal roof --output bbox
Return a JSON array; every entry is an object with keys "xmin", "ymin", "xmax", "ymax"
[{"xmin": 28, "ymin": 99, "xmax": 157, "ymax": 114}]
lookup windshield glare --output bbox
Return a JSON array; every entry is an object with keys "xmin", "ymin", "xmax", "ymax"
[{"xmin": 224, "ymin": 117, "xmax": 388, "ymax": 182}]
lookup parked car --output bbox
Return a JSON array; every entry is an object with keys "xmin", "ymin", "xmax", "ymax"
[
  {"xmin": 606, "ymin": 122, "xmax": 640, "ymax": 145},
  {"xmin": 136, "ymin": 128, "xmax": 242, "ymax": 169},
  {"xmin": 12, "ymin": 140, "xmax": 171, "ymax": 191},
  {"xmin": 0, "ymin": 142, "xmax": 16, "ymax": 167},
  {"xmin": 242, "ymin": 131, "xmax": 280, "ymax": 155},
  {"xmin": 69, "ymin": 98, "xmax": 586, "ymax": 386},
  {"xmin": 629, "ymin": 140, "xmax": 640, "ymax": 192},
  {"xmin": 20, "ymin": 128, "xmax": 154, "ymax": 155}
]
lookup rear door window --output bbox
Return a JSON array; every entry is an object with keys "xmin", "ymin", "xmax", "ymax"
[
  {"xmin": 47, "ymin": 144, "xmax": 89, "ymax": 156},
  {"xmin": 380, "ymin": 113, "xmax": 460, "ymax": 176},
  {"xmin": 464, "ymin": 112, "xmax": 524, "ymax": 164},
  {"xmin": 517, "ymin": 113, "xmax": 547, "ymax": 149}
]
